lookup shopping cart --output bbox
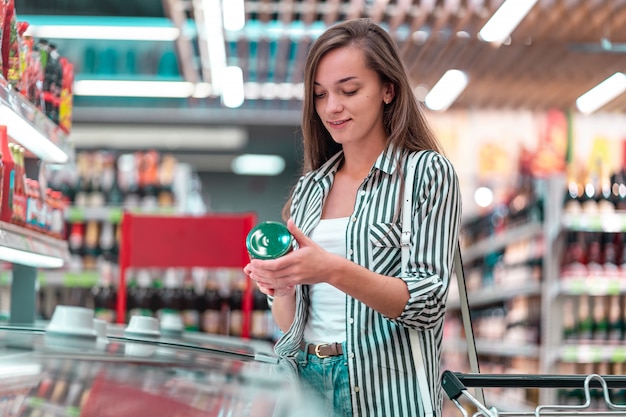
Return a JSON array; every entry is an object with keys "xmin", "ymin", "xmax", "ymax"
[{"xmin": 442, "ymin": 370, "xmax": 626, "ymax": 417}]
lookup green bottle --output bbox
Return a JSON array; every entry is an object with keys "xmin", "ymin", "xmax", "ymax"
[{"xmin": 246, "ymin": 221, "xmax": 294, "ymax": 260}]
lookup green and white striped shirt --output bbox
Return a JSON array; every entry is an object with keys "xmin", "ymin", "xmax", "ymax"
[{"xmin": 274, "ymin": 143, "xmax": 462, "ymax": 417}]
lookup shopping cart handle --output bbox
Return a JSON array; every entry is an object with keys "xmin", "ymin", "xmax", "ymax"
[{"xmin": 442, "ymin": 370, "xmax": 467, "ymax": 401}]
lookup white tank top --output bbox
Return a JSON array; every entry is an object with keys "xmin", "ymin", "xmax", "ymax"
[{"xmin": 303, "ymin": 217, "xmax": 349, "ymax": 344}]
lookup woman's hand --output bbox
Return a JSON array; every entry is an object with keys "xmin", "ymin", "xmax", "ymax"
[{"xmin": 244, "ymin": 218, "xmax": 341, "ymax": 292}]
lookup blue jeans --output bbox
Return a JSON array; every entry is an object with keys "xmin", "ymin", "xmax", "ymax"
[{"xmin": 297, "ymin": 342, "xmax": 353, "ymax": 417}]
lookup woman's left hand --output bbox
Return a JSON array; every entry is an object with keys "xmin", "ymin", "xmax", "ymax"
[{"xmin": 245, "ymin": 218, "xmax": 340, "ymax": 289}]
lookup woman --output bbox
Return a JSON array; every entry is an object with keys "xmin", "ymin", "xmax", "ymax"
[{"xmin": 244, "ymin": 18, "xmax": 462, "ymax": 417}]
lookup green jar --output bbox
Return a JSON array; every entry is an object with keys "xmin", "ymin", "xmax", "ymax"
[{"xmin": 246, "ymin": 221, "xmax": 294, "ymax": 259}]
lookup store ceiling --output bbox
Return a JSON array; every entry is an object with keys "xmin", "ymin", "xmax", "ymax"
[{"xmin": 17, "ymin": 0, "xmax": 626, "ymax": 123}]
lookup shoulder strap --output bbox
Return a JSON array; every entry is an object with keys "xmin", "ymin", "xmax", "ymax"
[
  {"xmin": 402, "ymin": 153, "xmax": 434, "ymax": 417},
  {"xmin": 402, "ymin": 152, "xmax": 484, "ymax": 410}
]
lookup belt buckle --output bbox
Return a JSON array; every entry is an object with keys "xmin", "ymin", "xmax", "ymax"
[{"xmin": 314, "ymin": 343, "xmax": 329, "ymax": 359}]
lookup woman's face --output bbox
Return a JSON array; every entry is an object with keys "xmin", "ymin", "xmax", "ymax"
[{"xmin": 313, "ymin": 46, "xmax": 393, "ymax": 150}]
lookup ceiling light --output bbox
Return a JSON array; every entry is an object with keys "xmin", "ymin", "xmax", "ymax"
[
  {"xmin": 478, "ymin": 0, "xmax": 538, "ymax": 45},
  {"xmin": 424, "ymin": 69, "xmax": 468, "ymax": 111},
  {"xmin": 21, "ymin": 16, "xmax": 182, "ymax": 41},
  {"xmin": 222, "ymin": 66, "xmax": 245, "ymax": 108},
  {"xmin": 576, "ymin": 72, "xmax": 626, "ymax": 115},
  {"xmin": 70, "ymin": 125, "xmax": 248, "ymax": 151},
  {"xmin": 0, "ymin": 104, "xmax": 69, "ymax": 163},
  {"xmin": 26, "ymin": 25, "xmax": 180, "ymax": 41},
  {"xmin": 223, "ymin": 0, "xmax": 246, "ymax": 32},
  {"xmin": 73, "ymin": 80, "xmax": 196, "ymax": 98},
  {"xmin": 231, "ymin": 154, "xmax": 285, "ymax": 176},
  {"xmin": 474, "ymin": 187, "xmax": 494, "ymax": 208}
]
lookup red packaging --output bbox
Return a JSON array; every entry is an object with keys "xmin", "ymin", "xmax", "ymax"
[
  {"xmin": 0, "ymin": 126, "xmax": 15, "ymax": 223},
  {"xmin": 1, "ymin": 0, "xmax": 20, "ymax": 86}
]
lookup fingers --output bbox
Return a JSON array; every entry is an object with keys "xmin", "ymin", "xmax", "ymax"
[{"xmin": 287, "ymin": 218, "xmax": 312, "ymax": 248}]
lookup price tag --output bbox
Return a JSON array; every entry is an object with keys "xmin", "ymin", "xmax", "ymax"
[
  {"xmin": 611, "ymin": 347, "xmax": 626, "ymax": 363},
  {"xmin": 67, "ymin": 207, "xmax": 85, "ymax": 223},
  {"xmin": 108, "ymin": 208, "xmax": 123, "ymax": 224},
  {"xmin": 562, "ymin": 346, "xmax": 578, "ymax": 362},
  {"xmin": 606, "ymin": 279, "xmax": 621, "ymax": 295}
]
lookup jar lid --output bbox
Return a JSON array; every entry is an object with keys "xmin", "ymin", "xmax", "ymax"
[{"xmin": 246, "ymin": 221, "xmax": 294, "ymax": 260}]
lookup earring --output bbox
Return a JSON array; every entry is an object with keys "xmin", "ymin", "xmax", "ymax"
[{"xmin": 384, "ymin": 99, "xmax": 389, "ymax": 105}]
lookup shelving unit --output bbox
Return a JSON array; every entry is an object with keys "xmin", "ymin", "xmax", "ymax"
[
  {"xmin": 0, "ymin": 78, "xmax": 73, "ymax": 325},
  {"xmin": 445, "ymin": 175, "xmax": 564, "ymax": 408}
]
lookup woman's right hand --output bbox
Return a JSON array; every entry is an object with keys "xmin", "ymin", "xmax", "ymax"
[{"xmin": 244, "ymin": 263, "xmax": 295, "ymax": 297}]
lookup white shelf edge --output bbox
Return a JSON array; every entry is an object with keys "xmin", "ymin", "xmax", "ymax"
[
  {"xmin": 448, "ymin": 281, "xmax": 542, "ymax": 310},
  {"xmin": 0, "ymin": 221, "xmax": 69, "ymax": 267},
  {"xmin": 462, "ymin": 222, "xmax": 544, "ymax": 263},
  {"xmin": 0, "ymin": 78, "xmax": 73, "ymax": 163},
  {"xmin": 444, "ymin": 338, "xmax": 540, "ymax": 358}
]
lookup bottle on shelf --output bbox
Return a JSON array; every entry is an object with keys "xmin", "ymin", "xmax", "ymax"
[
  {"xmin": 200, "ymin": 275, "xmax": 224, "ymax": 335},
  {"xmin": 156, "ymin": 268, "xmax": 183, "ymax": 321},
  {"xmin": 607, "ymin": 294, "xmax": 623, "ymax": 344},
  {"xmin": 82, "ymin": 220, "xmax": 100, "ymax": 270},
  {"xmin": 99, "ymin": 221, "xmax": 117, "ymax": 263},
  {"xmin": 127, "ymin": 268, "xmax": 155, "ymax": 320},
  {"xmin": 92, "ymin": 261, "xmax": 117, "ymax": 324},
  {"xmin": 228, "ymin": 280, "xmax": 245, "ymax": 338},
  {"xmin": 181, "ymin": 270, "xmax": 200, "ymax": 332}
]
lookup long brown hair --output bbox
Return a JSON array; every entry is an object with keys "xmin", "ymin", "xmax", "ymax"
[{"xmin": 282, "ymin": 18, "xmax": 443, "ymax": 220}]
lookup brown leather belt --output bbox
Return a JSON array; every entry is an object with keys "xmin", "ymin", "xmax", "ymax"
[{"xmin": 300, "ymin": 341, "xmax": 344, "ymax": 358}]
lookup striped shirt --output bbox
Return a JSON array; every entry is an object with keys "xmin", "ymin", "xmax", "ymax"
[{"xmin": 273, "ymin": 143, "xmax": 462, "ymax": 417}]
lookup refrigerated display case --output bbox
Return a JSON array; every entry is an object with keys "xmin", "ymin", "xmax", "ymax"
[{"xmin": 0, "ymin": 307, "xmax": 323, "ymax": 417}]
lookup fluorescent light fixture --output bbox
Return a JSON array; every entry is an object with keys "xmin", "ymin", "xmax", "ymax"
[
  {"xmin": 0, "ymin": 105, "xmax": 69, "ymax": 163},
  {"xmin": 25, "ymin": 25, "xmax": 180, "ymax": 41},
  {"xmin": 74, "ymin": 80, "xmax": 196, "ymax": 98},
  {"xmin": 70, "ymin": 125, "xmax": 248, "ymax": 151},
  {"xmin": 576, "ymin": 72, "xmax": 626, "ymax": 114},
  {"xmin": 202, "ymin": 0, "xmax": 227, "ymax": 95},
  {"xmin": 424, "ymin": 69, "xmax": 468, "ymax": 111},
  {"xmin": 231, "ymin": 154, "xmax": 285, "ymax": 176},
  {"xmin": 0, "ymin": 246, "xmax": 64, "ymax": 268},
  {"xmin": 222, "ymin": 66, "xmax": 245, "ymax": 108},
  {"xmin": 223, "ymin": 0, "xmax": 246, "ymax": 32},
  {"xmin": 478, "ymin": 0, "xmax": 538, "ymax": 45}
]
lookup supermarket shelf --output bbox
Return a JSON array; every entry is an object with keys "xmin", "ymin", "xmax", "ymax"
[
  {"xmin": 562, "ymin": 211, "xmax": 626, "ymax": 232},
  {"xmin": 555, "ymin": 277, "xmax": 626, "ymax": 296},
  {"xmin": 448, "ymin": 281, "xmax": 542, "ymax": 310},
  {"xmin": 0, "ymin": 78, "xmax": 73, "ymax": 164},
  {"xmin": 559, "ymin": 344, "xmax": 626, "ymax": 364},
  {"xmin": 65, "ymin": 205, "xmax": 177, "ymax": 224},
  {"xmin": 445, "ymin": 338, "xmax": 540, "ymax": 358},
  {"xmin": 0, "ymin": 221, "xmax": 69, "ymax": 268},
  {"xmin": 461, "ymin": 222, "xmax": 543, "ymax": 263}
]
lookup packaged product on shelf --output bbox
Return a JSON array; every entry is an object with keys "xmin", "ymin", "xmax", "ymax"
[
  {"xmin": 1, "ymin": 0, "xmax": 20, "ymax": 86},
  {"xmin": 58, "ymin": 57, "xmax": 74, "ymax": 133},
  {"xmin": 42, "ymin": 43, "xmax": 62, "ymax": 124},
  {"xmin": 10, "ymin": 144, "xmax": 26, "ymax": 225},
  {"xmin": 0, "ymin": 126, "xmax": 15, "ymax": 223}
]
